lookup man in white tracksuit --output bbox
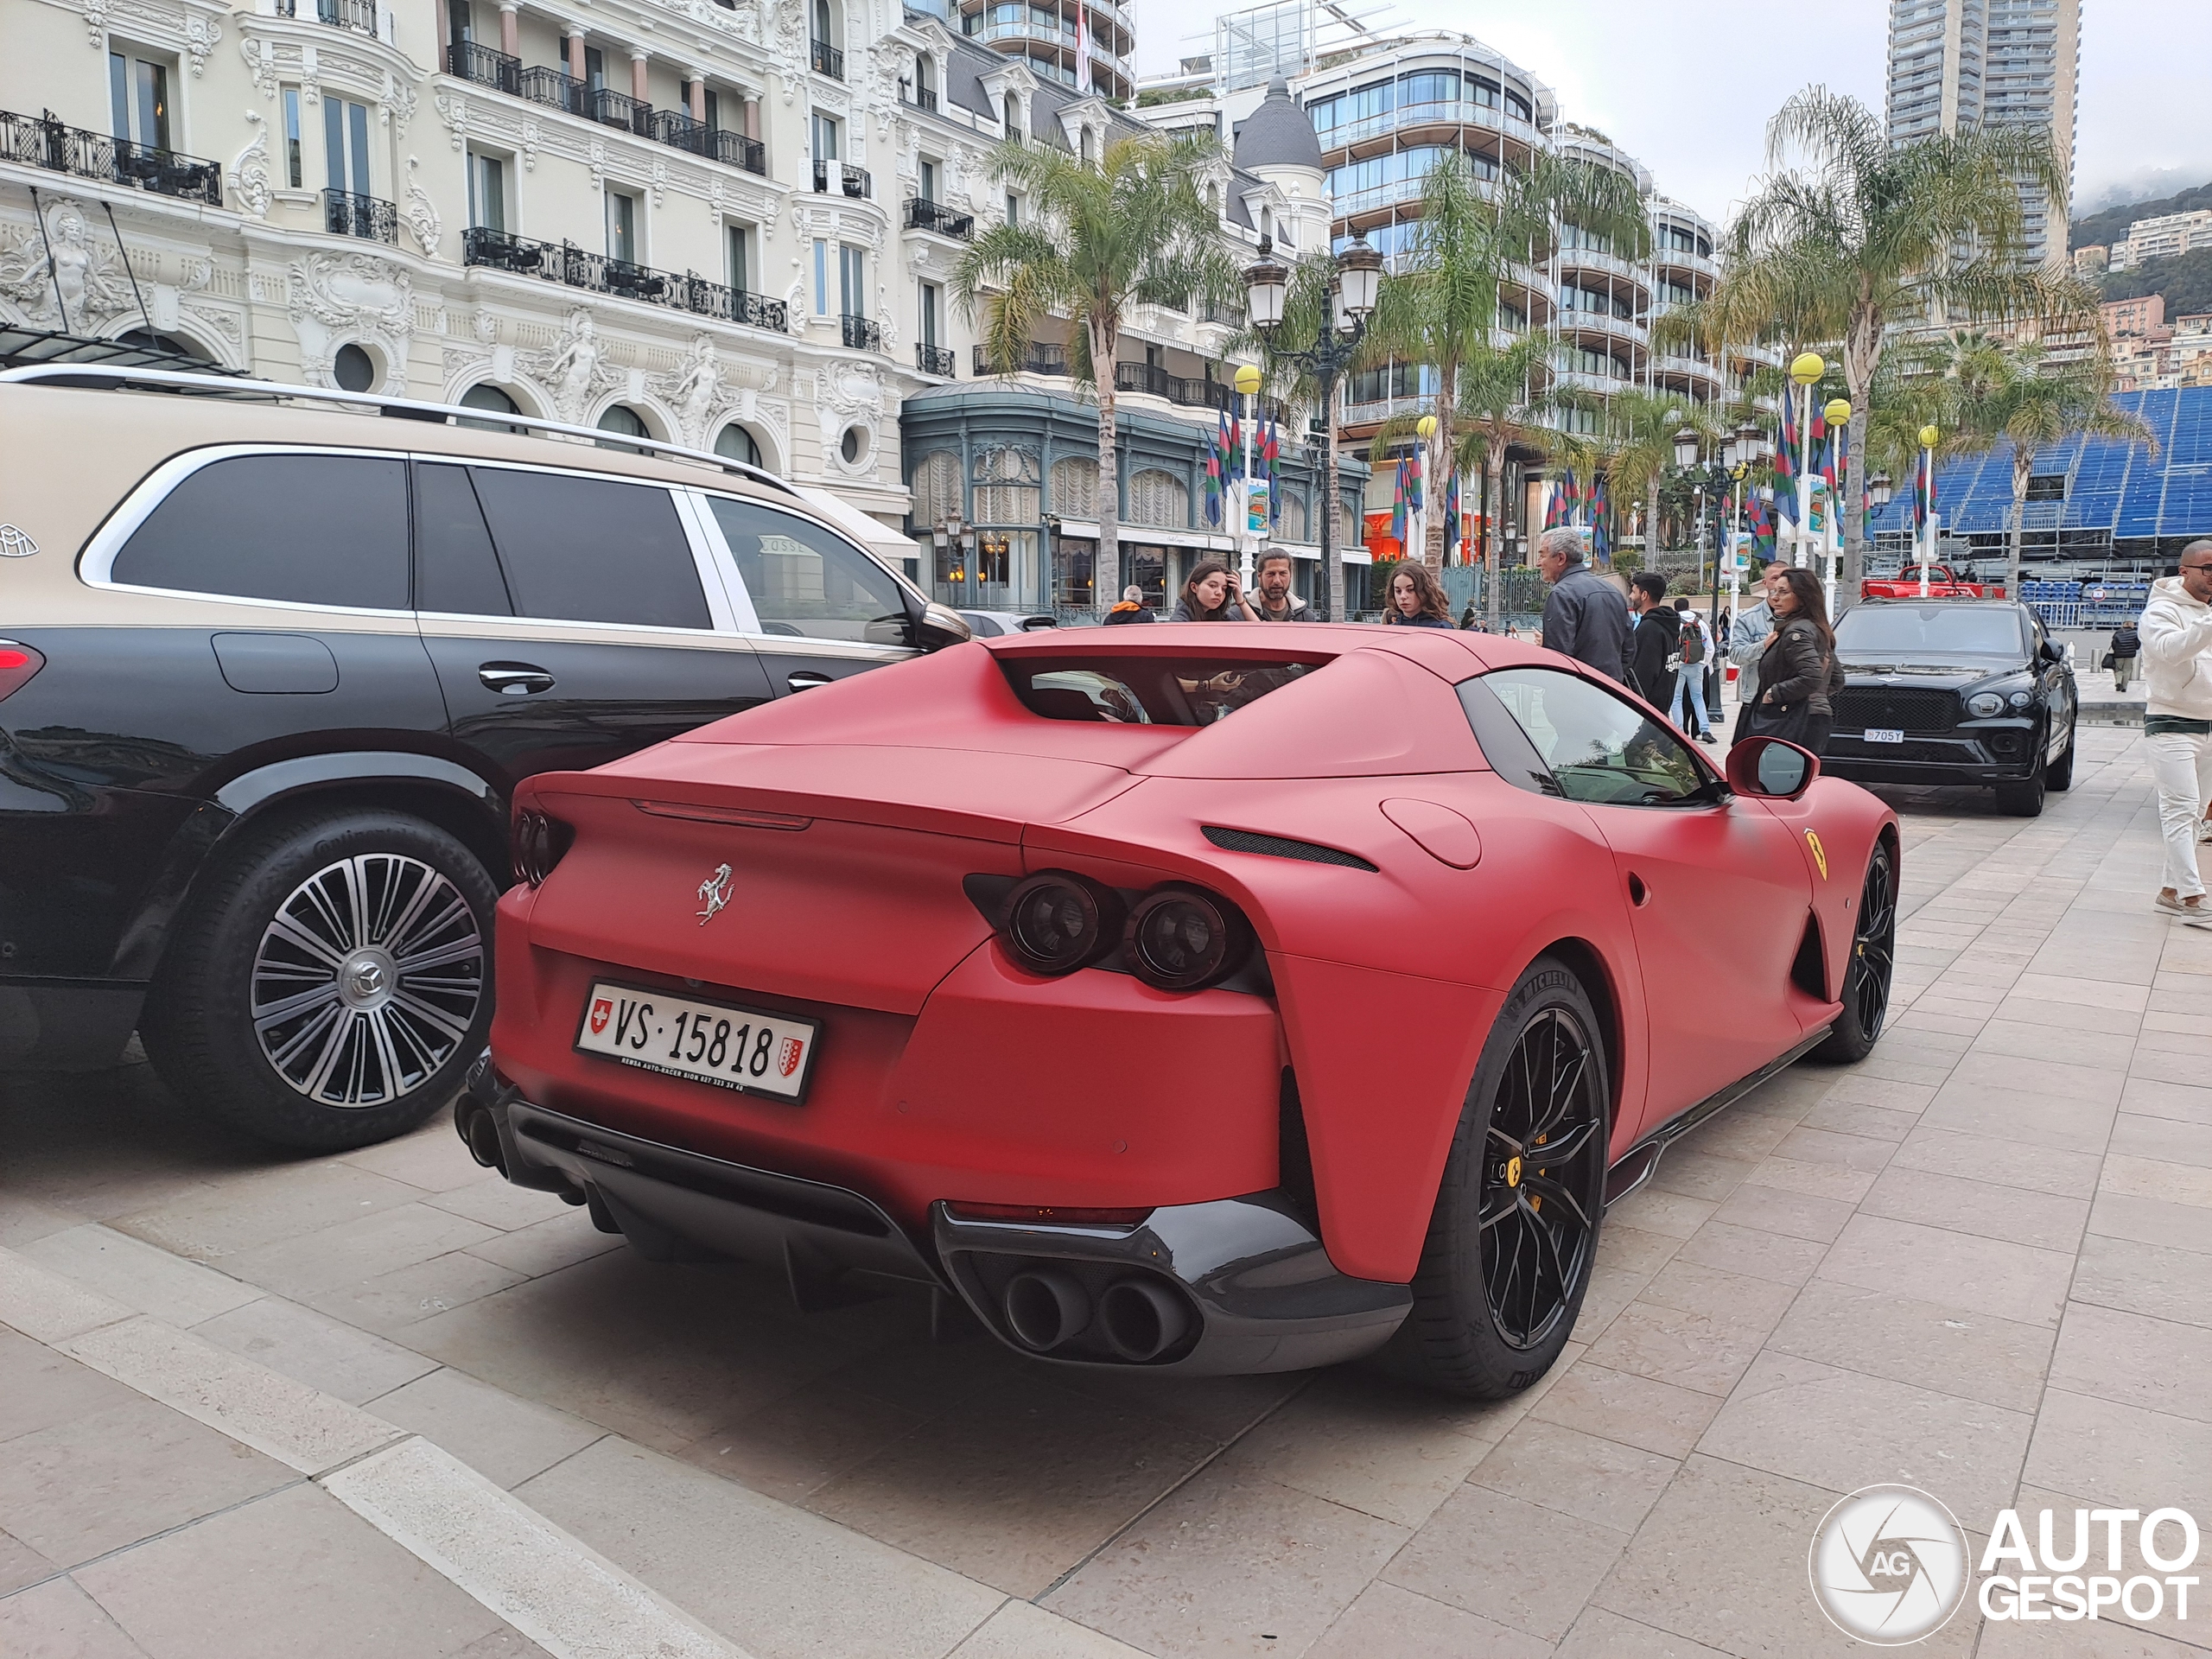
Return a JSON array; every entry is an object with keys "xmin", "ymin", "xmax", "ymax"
[{"xmin": 2140, "ymin": 540, "xmax": 2212, "ymax": 925}]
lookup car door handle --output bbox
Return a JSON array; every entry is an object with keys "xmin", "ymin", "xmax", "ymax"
[
  {"xmin": 786, "ymin": 671, "xmax": 834, "ymax": 691},
  {"xmin": 479, "ymin": 663, "xmax": 556, "ymax": 696}
]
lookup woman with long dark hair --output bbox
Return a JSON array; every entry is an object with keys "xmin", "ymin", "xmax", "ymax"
[
  {"xmin": 1755, "ymin": 566, "xmax": 1847, "ymax": 755},
  {"xmin": 1169, "ymin": 560, "xmax": 1259, "ymax": 622},
  {"xmin": 1384, "ymin": 562, "xmax": 1455, "ymax": 628}
]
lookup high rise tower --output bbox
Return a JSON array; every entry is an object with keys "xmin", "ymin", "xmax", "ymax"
[
  {"xmin": 952, "ymin": 0, "xmax": 1135, "ymax": 104},
  {"xmin": 1885, "ymin": 0, "xmax": 2080, "ymax": 265}
]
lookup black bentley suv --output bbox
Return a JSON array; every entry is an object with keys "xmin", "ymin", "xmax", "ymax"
[
  {"xmin": 1821, "ymin": 599, "xmax": 2078, "ymax": 817},
  {"xmin": 0, "ymin": 365, "xmax": 966, "ymax": 1149}
]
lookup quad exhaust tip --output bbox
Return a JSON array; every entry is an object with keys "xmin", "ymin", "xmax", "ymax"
[
  {"xmin": 456, "ymin": 1103, "xmax": 507, "ymax": 1176},
  {"xmin": 1098, "ymin": 1278, "xmax": 1191, "ymax": 1362},
  {"xmin": 1003, "ymin": 1269, "xmax": 1090, "ymax": 1351}
]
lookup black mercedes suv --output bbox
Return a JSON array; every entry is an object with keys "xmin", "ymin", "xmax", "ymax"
[
  {"xmin": 1821, "ymin": 599, "xmax": 2078, "ymax": 817},
  {"xmin": 0, "ymin": 366, "xmax": 967, "ymax": 1148}
]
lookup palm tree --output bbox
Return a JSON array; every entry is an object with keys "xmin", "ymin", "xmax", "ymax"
[
  {"xmin": 1596, "ymin": 388, "xmax": 1719, "ymax": 573},
  {"xmin": 1364, "ymin": 149, "xmax": 1648, "ymax": 570},
  {"xmin": 952, "ymin": 132, "xmax": 1241, "ymax": 614},
  {"xmin": 1945, "ymin": 338, "xmax": 2157, "ymax": 597},
  {"xmin": 1713, "ymin": 86, "xmax": 2099, "ymax": 606},
  {"xmin": 1449, "ymin": 331, "xmax": 1570, "ymax": 626}
]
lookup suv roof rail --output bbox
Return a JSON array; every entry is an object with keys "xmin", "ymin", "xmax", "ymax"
[{"xmin": 0, "ymin": 362, "xmax": 798, "ymax": 497}]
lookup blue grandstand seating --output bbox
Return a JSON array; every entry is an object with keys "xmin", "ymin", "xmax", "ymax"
[{"xmin": 1866, "ymin": 386, "xmax": 2212, "ymax": 550}]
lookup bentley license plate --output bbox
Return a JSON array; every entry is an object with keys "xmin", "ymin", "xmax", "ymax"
[
  {"xmin": 1865, "ymin": 728, "xmax": 1904, "ymax": 744},
  {"xmin": 575, "ymin": 982, "xmax": 819, "ymax": 1103}
]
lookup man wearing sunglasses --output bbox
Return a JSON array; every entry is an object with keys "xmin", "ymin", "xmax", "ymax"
[{"xmin": 2143, "ymin": 540, "xmax": 2212, "ymax": 925}]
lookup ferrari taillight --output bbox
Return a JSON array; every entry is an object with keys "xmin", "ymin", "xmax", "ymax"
[
  {"xmin": 1125, "ymin": 886, "xmax": 1252, "ymax": 991},
  {"xmin": 512, "ymin": 808, "xmax": 571, "ymax": 887},
  {"xmin": 1001, "ymin": 872, "xmax": 1122, "ymax": 975},
  {"xmin": 0, "ymin": 641, "xmax": 45, "ymax": 702}
]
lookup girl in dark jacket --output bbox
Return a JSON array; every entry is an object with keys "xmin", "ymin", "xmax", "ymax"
[
  {"xmin": 1384, "ymin": 563, "xmax": 1456, "ymax": 628},
  {"xmin": 1757, "ymin": 567, "xmax": 1847, "ymax": 754}
]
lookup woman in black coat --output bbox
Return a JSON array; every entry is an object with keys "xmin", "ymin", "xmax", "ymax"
[{"xmin": 1756, "ymin": 567, "xmax": 1847, "ymax": 755}]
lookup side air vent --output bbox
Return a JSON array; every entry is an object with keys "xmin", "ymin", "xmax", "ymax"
[{"xmin": 1202, "ymin": 827, "xmax": 1378, "ymax": 872}]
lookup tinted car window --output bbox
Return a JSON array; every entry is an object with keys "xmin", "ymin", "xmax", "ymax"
[
  {"xmin": 112, "ymin": 454, "xmax": 409, "ymax": 609},
  {"xmin": 413, "ymin": 464, "xmax": 512, "ymax": 617},
  {"xmin": 468, "ymin": 468, "xmax": 709, "ymax": 630},
  {"xmin": 1476, "ymin": 666, "xmax": 1705, "ymax": 805},
  {"xmin": 709, "ymin": 498, "xmax": 908, "ymax": 644},
  {"xmin": 1005, "ymin": 656, "xmax": 1321, "ymax": 725},
  {"xmin": 1835, "ymin": 605, "xmax": 2026, "ymax": 657}
]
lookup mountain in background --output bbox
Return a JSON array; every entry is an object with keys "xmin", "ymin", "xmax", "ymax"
[{"xmin": 2070, "ymin": 181, "xmax": 2212, "ymax": 252}]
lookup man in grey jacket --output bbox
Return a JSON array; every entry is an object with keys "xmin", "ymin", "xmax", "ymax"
[
  {"xmin": 1730, "ymin": 563, "xmax": 1789, "ymax": 741},
  {"xmin": 1536, "ymin": 526, "xmax": 1630, "ymax": 683}
]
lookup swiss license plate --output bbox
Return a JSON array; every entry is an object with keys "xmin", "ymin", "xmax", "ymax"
[
  {"xmin": 1864, "ymin": 728, "xmax": 1905, "ymax": 744},
  {"xmin": 575, "ymin": 982, "xmax": 820, "ymax": 1103}
]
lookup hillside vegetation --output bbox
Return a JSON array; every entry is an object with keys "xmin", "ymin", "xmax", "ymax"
[{"xmin": 2070, "ymin": 181, "xmax": 2212, "ymax": 252}]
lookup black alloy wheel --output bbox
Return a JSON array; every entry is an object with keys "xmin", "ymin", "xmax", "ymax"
[
  {"xmin": 2045, "ymin": 719, "xmax": 2076, "ymax": 791},
  {"xmin": 1479, "ymin": 1007, "xmax": 1605, "ymax": 1350},
  {"xmin": 1814, "ymin": 841, "xmax": 1897, "ymax": 1064},
  {"xmin": 1388, "ymin": 957, "xmax": 1609, "ymax": 1398}
]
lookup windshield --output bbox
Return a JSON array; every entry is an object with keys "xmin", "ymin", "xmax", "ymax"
[
  {"xmin": 1004, "ymin": 657, "xmax": 1324, "ymax": 726},
  {"xmin": 1837, "ymin": 605, "xmax": 2024, "ymax": 658}
]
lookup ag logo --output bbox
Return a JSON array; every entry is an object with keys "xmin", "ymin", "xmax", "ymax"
[
  {"xmin": 1808, "ymin": 1484, "xmax": 1967, "ymax": 1644},
  {"xmin": 696, "ymin": 862, "xmax": 733, "ymax": 925},
  {"xmin": 1804, "ymin": 829, "xmax": 1828, "ymax": 880}
]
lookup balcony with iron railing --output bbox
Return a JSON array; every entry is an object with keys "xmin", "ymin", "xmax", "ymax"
[
  {"xmin": 1555, "ymin": 245, "xmax": 1649, "ymax": 287},
  {"xmin": 841, "ymin": 315, "xmax": 883, "ymax": 352},
  {"xmin": 811, "ymin": 38, "xmax": 844, "ymax": 79},
  {"xmin": 1113, "ymin": 361, "xmax": 1233, "ymax": 412},
  {"xmin": 516, "ymin": 66, "xmax": 585, "ymax": 116},
  {"xmin": 973, "ymin": 342, "xmax": 1069, "ymax": 377},
  {"xmin": 907, "ymin": 86, "xmax": 938, "ymax": 113},
  {"xmin": 1318, "ymin": 97, "xmax": 1537, "ymax": 157},
  {"xmin": 461, "ymin": 227, "xmax": 789, "ymax": 331},
  {"xmin": 916, "ymin": 341, "xmax": 957, "ymax": 377},
  {"xmin": 275, "ymin": 0, "xmax": 380, "ymax": 32},
  {"xmin": 812, "ymin": 161, "xmax": 871, "ymax": 198},
  {"xmin": 588, "ymin": 87, "xmax": 654, "ymax": 138},
  {"xmin": 446, "ymin": 41, "xmax": 520, "ymax": 94},
  {"xmin": 1, "ymin": 108, "xmax": 222, "ymax": 207},
  {"xmin": 324, "ymin": 188, "xmax": 397, "ymax": 243},
  {"xmin": 904, "ymin": 197, "xmax": 974, "ymax": 239}
]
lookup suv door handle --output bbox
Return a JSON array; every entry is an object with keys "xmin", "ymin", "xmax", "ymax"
[
  {"xmin": 786, "ymin": 671, "xmax": 834, "ymax": 691},
  {"xmin": 480, "ymin": 663, "xmax": 556, "ymax": 696}
]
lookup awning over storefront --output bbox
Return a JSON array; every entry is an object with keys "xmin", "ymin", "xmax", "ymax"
[
  {"xmin": 794, "ymin": 486, "xmax": 925, "ymax": 569},
  {"xmin": 1053, "ymin": 520, "xmax": 1237, "ymax": 554}
]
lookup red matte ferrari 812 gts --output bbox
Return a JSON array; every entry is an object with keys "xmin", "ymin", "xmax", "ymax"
[{"xmin": 461, "ymin": 625, "xmax": 1899, "ymax": 1397}]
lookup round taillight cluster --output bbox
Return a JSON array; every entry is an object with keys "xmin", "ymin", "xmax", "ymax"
[
  {"xmin": 1128, "ymin": 887, "xmax": 1247, "ymax": 990},
  {"xmin": 997, "ymin": 872, "xmax": 1251, "ymax": 991},
  {"xmin": 1003, "ymin": 874, "xmax": 1121, "ymax": 974},
  {"xmin": 512, "ymin": 809, "xmax": 566, "ymax": 887}
]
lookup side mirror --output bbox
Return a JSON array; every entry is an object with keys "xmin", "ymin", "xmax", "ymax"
[
  {"xmin": 912, "ymin": 601, "xmax": 974, "ymax": 652},
  {"xmin": 1726, "ymin": 735, "xmax": 1819, "ymax": 800},
  {"xmin": 2039, "ymin": 639, "xmax": 2064, "ymax": 664}
]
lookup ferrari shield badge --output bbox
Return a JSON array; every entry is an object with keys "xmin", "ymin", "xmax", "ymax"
[
  {"xmin": 696, "ymin": 862, "xmax": 734, "ymax": 925},
  {"xmin": 1804, "ymin": 830, "xmax": 1828, "ymax": 881}
]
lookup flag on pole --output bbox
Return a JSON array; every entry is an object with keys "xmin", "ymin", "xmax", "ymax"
[
  {"xmin": 1211, "ymin": 417, "xmax": 1230, "ymax": 522},
  {"xmin": 1914, "ymin": 446, "xmax": 1935, "ymax": 530},
  {"xmin": 1260, "ymin": 418, "xmax": 1282, "ymax": 524},
  {"xmin": 1408, "ymin": 444, "xmax": 1425, "ymax": 512},
  {"xmin": 1590, "ymin": 476, "xmax": 1611, "ymax": 563},
  {"xmin": 1073, "ymin": 0, "xmax": 1090, "ymax": 97},
  {"xmin": 1444, "ymin": 469, "xmax": 1461, "ymax": 560},
  {"xmin": 1545, "ymin": 470, "xmax": 1572, "ymax": 529},
  {"xmin": 1747, "ymin": 491, "xmax": 1776, "ymax": 558},
  {"xmin": 1775, "ymin": 397, "xmax": 1798, "ymax": 523},
  {"xmin": 1390, "ymin": 459, "xmax": 1408, "ymax": 545}
]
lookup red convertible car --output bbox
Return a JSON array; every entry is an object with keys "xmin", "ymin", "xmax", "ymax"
[{"xmin": 460, "ymin": 626, "xmax": 1897, "ymax": 1397}]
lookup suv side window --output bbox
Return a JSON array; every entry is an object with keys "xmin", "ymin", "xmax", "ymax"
[
  {"xmin": 1468, "ymin": 666, "xmax": 1707, "ymax": 806},
  {"xmin": 111, "ymin": 454, "xmax": 410, "ymax": 610},
  {"xmin": 707, "ymin": 497, "xmax": 910, "ymax": 645},
  {"xmin": 467, "ymin": 467, "xmax": 709, "ymax": 630},
  {"xmin": 413, "ymin": 463, "xmax": 513, "ymax": 617}
]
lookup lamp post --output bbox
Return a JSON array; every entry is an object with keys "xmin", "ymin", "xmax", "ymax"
[
  {"xmin": 1822, "ymin": 395, "xmax": 1852, "ymax": 615},
  {"xmin": 1789, "ymin": 353, "xmax": 1824, "ymax": 576},
  {"xmin": 1234, "ymin": 360, "xmax": 1263, "ymax": 593},
  {"xmin": 1245, "ymin": 232, "xmax": 1381, "ymax": 621},
  {"xmin": 1916, "ymin": 423, "xmax": 1940, "ymax": 597}
]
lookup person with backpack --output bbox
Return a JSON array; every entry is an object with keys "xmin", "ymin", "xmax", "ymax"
[{"xmin": 1670, "ymin": 597, "xmax": 1715, "ymax": 744}]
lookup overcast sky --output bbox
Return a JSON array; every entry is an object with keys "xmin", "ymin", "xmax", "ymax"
[{"xmin": 1130, "ymin": 0, "xmax": 2210, "ymax": 226}]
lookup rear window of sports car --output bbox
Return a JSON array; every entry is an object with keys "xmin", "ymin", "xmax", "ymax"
[{"xmin": 1001, "ymin": 656, "xmax": 1328, "ymax": 726}]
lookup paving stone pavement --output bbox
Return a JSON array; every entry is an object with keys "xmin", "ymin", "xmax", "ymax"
[{"xmin": 6, "ymin": 721, "xmax": 2212, "ymax": 1656}]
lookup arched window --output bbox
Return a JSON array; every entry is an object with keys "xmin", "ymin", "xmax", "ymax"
[
  {"xmin": 459, "ymin": 382, "xmax": 522, "ymax": 432},
  {"xmin": 915, "ymin": 54, "xmax": 935, "ymax": 102},
  {"xmin": 116, "ymin": 326, "xmax": 213, "ymax": 365},
  {"xmin": 1127, "ymin": 469, "xmax": 1190, "ymax": 529},
  {"xmin": 971, "ymin": 444, "xmax": 1039, "ymax": 523},
  {"xmin": 1278, "ymin": 492, "xmax": 1307, "ymax": 542},
  {"xmin": 1079, "ymin": 128, "xmax": 1095, "ymax": 165},
  {"xmin": 1003, "ymin": 94, "xmax": 1020, "ymax": 136},
  {"xmin": 1050, "ymin": 455, "xmax": 1097, "ymax": 518},
  {"xmin": 910, "ymin": 449, "xmax": 962, "ymax": 524},
  {"xmin": 714, "ymin": 423, "xmax": 763, "ymax": 467},
  {"xmin": 596, "ymin": 404, "xmax": 650, "ymax": 454},
  {"xmin": 812, "ymin": 0, "xmax": 832, "ymax": 45}
]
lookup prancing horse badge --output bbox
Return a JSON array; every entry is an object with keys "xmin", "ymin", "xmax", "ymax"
[{"xmin": 696, "ymin": 862, "xmax": 734, "ymax": 925}]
